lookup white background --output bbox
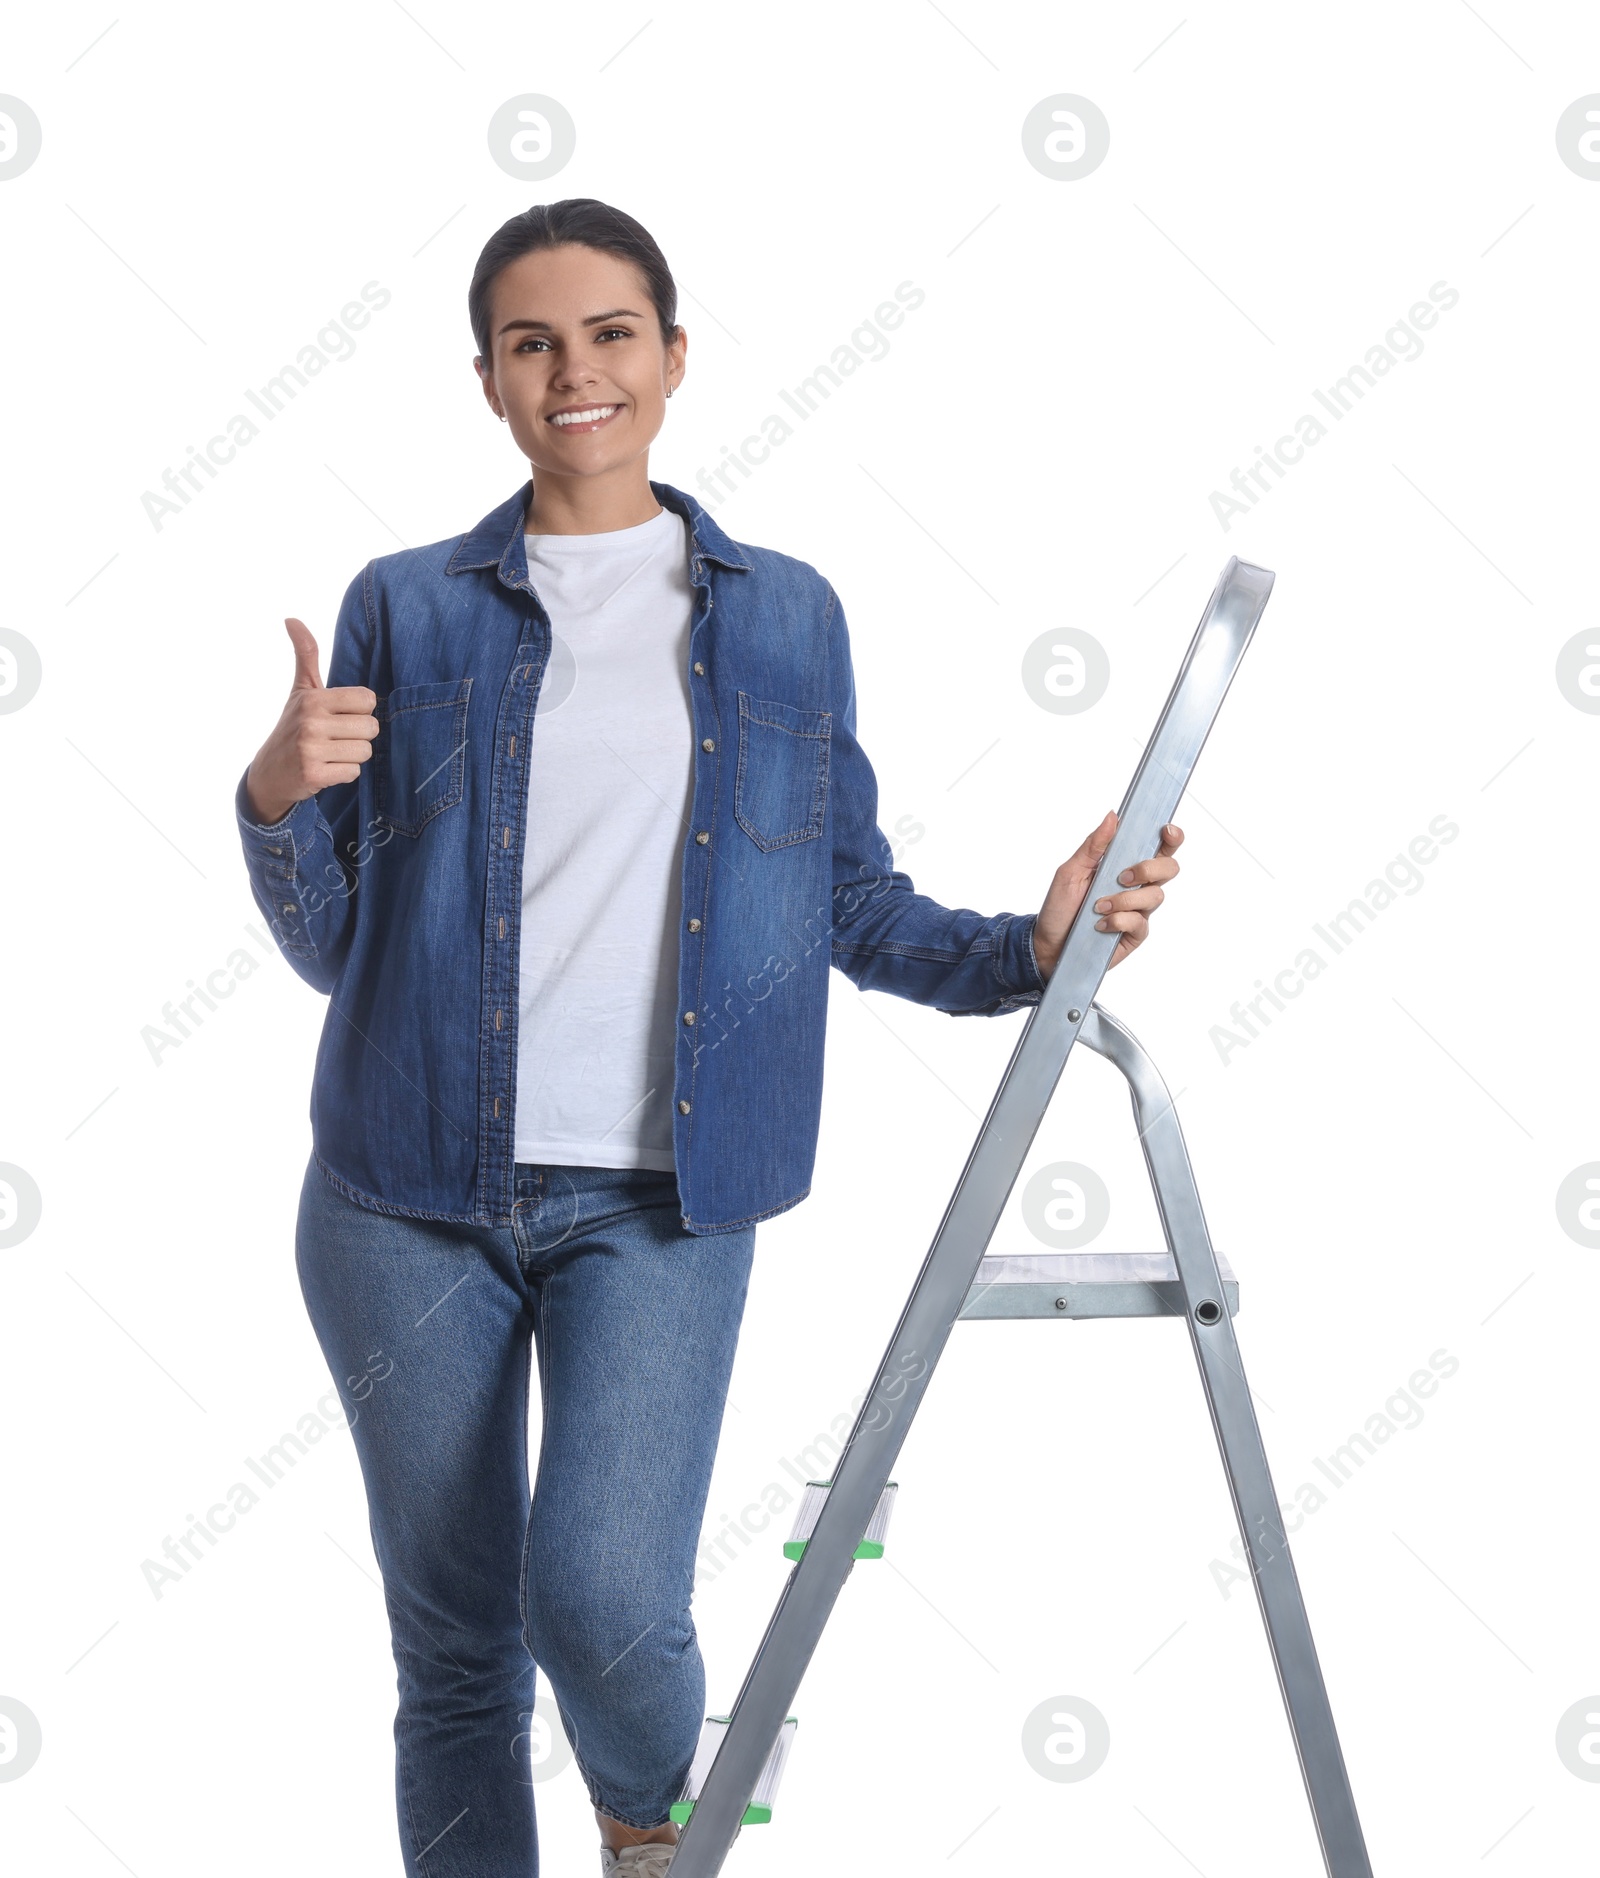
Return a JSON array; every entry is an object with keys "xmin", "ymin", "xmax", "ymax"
[{"xmin": 2, "ymin": 3, "xmax": 1598, "ymax": 1872}]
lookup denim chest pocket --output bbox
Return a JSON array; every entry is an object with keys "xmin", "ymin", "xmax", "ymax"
[
  {"xmin": 374, "ymin": 679, "xmax": 472, "ymax": 837},
  {"xmin": 734, "ymin": 692, "xmax": 831, "ymax": 851}
]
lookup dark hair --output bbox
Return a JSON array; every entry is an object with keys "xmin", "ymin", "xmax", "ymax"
[{"xmin": 468, "ymin": 198, "xmax": 680, "ymax": 366}]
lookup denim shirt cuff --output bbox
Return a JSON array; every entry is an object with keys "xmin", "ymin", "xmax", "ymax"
[
  {"xmin": 234, "ymin": 765, "xmax": 319, "ymax": 853},
  {"xmin": 995, "ymin": 911, "xmax": 1045, "ymax": 1007}
]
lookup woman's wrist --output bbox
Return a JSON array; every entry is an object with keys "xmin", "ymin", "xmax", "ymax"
[{"xmin": 244, "ymin": 761, "xmax": 297, "ymax": 828}]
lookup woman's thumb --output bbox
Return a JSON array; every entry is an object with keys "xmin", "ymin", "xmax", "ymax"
[{"xmin": 285, "ymin": 616, "xmax": 324, "ymax": 689}]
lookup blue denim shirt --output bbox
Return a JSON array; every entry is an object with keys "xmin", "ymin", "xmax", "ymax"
[{"xmin": 235, "ymin": 477, "xmax": 1044, "ymax": 1232}]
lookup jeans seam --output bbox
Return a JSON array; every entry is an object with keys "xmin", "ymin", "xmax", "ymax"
[{"xmin": 384, "ymin": 1575, "xmax": 429, "ymax": 1869}]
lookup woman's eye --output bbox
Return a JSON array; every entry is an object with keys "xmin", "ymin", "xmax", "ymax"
[{"xmin": 514, "ymin": 330, "xmax": 630, "ymax": 351}]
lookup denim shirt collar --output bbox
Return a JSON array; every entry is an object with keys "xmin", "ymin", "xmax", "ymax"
[{"xmin": 443, "ymin": 477, "xmax": 753, "ymax": 591}]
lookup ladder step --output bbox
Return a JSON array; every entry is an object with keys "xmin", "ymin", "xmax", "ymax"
[
  {"xmin": 669, "ymin": 1714, "xmax": 798, "ymax": 1825},
  {"xmin": 782, "ymin": 1479, "xmax": 898, "ymax": 1561},
  {"xmin": 960, "ymin": 1249, "xmax": 1240, "ymax": 1320}
]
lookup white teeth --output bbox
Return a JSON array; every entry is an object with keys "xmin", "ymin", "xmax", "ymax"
[{"xmin": 549, "ymin": 405, "xmax": 618, "ymax": 426}]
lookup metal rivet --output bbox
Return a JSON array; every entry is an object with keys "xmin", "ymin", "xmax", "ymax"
[
  {"xmin": 1054, "ymin": 1297, "xmax": 1069, "ymax": 1311},
  {"xmin": 1195, "ymin": 1298, "xmax": 1222, "ymax": 1325},
  {"xmin": 1067, "ymin": 1008, "xmax": 1082, "ymax": 1022}
]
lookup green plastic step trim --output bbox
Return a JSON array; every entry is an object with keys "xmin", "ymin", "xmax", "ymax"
[
  {"xmin": 672, "ymin": 1713, "xmax": 798, "ymax": 1826},
  {"xmin": 782, "ymin": 1539, "xmax": 884, "ymax": 1561},
  {"xmin": 669, "ymin": 1801, "xmax": 771, "ymax": 1826}
]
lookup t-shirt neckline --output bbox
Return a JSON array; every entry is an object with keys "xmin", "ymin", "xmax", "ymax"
[{"xmin": 524, "ymin": 505, "xmax": 678, "ymax": 554}]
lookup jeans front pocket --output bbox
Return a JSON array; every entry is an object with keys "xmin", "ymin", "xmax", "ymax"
[
  {"xmin": 374, "ymin": 679, "xmax": 472, "ymax": 837},
  {"xmin": 733, "ymin": 692, "xmax": 831, "ymax": 851}
]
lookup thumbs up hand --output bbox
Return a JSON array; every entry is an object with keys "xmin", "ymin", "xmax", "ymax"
[{"xmin": 244, "ymin": 617, "xmax": 380, "ymax": 825}]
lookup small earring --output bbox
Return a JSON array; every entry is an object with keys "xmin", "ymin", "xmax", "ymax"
[
  {"xmin": 667, "ymin": 385, "xmax": 674, "ymax": 399},
  {"xmin": 498, "ymin": 411, "xmax": 506, "ymax": 422}
]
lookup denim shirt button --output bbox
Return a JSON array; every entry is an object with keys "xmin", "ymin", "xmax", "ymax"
[
  {"xmin": 683, "ymin": 1011, "xmax": 696, "ymax": 1025},
  {"xmin": 695, "ymin": 830, "xmax": 709, "ymax": 844},
  {"xmin": 281, "ymin": 903, "xmax": 295, "ymax": 915},
  {"xmin": 678, "ymin": 1099, "xmax": 691, "ymax": 1114},
  {"xmin": 701, "ymin": 738, "xmax": 714, "ymax": 752},
  {"xmin": 686, "ymin": 918, "xmax": 701, "ymax": 932},
  {"xmin": 692, "ymin": 660, "xmax": 705, "ymax": 675}
]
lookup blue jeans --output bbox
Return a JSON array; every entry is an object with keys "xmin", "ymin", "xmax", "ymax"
[{"xmin": 295, "ymin": 1154, "xmax": 757, "ymax": 1874}]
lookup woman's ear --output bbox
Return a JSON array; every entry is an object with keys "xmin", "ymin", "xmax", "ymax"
[{"xmin": 474, "ymin": 356, "xmax": 505, "ymax": 420}]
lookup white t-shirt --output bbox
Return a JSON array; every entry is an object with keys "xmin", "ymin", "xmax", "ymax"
[{"xmin": 513, "ymin": 505, "xmax": 694, "ymax": 1171}]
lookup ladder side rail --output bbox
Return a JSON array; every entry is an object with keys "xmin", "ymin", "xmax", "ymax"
[
  {"xmin": 669, "ymin": 560, "xmax": 1275, "ymax": 1878},
  {"xmin": 1081, "ymin": 1005, "xmax": 1373, "ymax": 1878}
]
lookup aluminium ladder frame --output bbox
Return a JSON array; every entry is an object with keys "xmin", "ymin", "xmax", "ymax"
[{"xmin": 670, "ymin": 557, "xmax": 1374, "ymax": 1878}]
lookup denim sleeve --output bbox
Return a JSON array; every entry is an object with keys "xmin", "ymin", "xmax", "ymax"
[
  {"xmin": 234, "ymin": 564, "xmax": 375, "ymax": 996},
  {"xmin": 823, "ymin": 581, "xmax": 1045, "ymax": 1017}
]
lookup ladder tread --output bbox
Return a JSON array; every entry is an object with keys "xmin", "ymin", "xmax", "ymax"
[
  {"xmin": 672, "ymin": 1715, "xmax": 797, "ymax": 1826},
  {"xmin": 975, "ymin": 1248, "xmax": 1238, "ymax": 1284},
  {"xmin": 961, "ymin": 1250, "xmax": 1241, "ymax": 1321},
  {"xmin": 783, "ymin": 1480, "xmax": 898, "ymax": 1559}
]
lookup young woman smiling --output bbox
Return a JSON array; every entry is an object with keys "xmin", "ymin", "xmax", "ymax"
[{"xmin": 237, "ymin": 198, "xmax": 1182, "ymax": 1877}]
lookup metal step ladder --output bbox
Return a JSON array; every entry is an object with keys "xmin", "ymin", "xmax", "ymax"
[{"xmin": 669, "ymin": 557, "xmax": 1374, "ymax": 1876}]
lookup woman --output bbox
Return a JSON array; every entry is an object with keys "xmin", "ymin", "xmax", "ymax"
[{"xmin": 236, "ymin": 198, "xmax": 1182, "ymax": 1877}]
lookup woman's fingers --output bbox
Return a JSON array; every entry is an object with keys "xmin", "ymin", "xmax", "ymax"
[
  {"xmin": 1114, "ymin": 825, "xmax": 1183, "ymax": 888},
  {"xmin": 1082, "ymin": 824, "xmax": 1186, "ymax": 959},
  {"xmin": 1096, "ymin": 908, "xmax": 1149, "ymax": 939},
  {"xmin": 1094, "ymin": 881, "xmax": 1165, "ymax": 919}
]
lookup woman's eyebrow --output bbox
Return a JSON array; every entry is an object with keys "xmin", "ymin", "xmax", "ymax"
[{"xmin": 498, "ymin": 308, "xmax": 646, "ymax": 334}]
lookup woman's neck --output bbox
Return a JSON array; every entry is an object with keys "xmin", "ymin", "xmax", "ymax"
[{"xmin": 524, "ymin": 464, "xmax": 662, "ymax": 535}]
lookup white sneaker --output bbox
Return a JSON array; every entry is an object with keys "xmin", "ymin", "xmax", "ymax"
[{"xmin": 599, "ymin": 1844, "xmax": 677, "ymax": 1876}]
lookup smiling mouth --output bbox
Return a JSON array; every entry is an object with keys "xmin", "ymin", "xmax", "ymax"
[{"xmin": 546, "ymin": 403, "xmax": 622, "ymax": 432}]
